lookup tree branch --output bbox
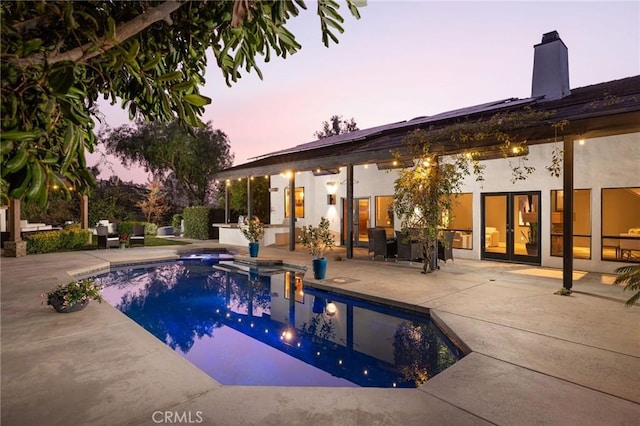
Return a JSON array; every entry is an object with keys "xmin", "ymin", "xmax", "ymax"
[{"xmin": 13, "ymin": 1, "xmax": 186, "ymax": 68}]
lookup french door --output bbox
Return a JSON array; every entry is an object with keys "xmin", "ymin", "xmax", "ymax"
[
  {"xmin": 341, "ymin": 197, "xmax": 370, "ymax": 247},
  {"xmin": 481, "ymin": 192, "xmax": 541, "ymax": 264}
]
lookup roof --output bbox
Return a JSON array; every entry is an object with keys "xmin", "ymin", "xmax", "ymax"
[{"xmin": 213, "ymin": 75, "xmax": 640, "ymax": 180}]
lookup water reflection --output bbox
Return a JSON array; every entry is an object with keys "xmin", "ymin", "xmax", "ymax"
[{"xmin": 98, "ymin": 260, "xmax": 463, "ymax": 387}]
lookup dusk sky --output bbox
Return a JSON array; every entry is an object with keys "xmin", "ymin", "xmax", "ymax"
[{"xmin": 88, "ymin": 1, "xmax": 640, "ymax": 184}]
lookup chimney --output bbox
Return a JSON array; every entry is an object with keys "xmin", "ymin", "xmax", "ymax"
[{"xmin": 531, "ymin": 31, "xmax": 570, "ymax": 100}]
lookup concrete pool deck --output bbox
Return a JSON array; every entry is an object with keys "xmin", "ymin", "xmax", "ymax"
[{"xmin": 1, "ymin": 241, "xmax": 639, "ymax": 425}]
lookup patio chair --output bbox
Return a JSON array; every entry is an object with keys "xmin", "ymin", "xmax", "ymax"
[
  {"xmin": 366, "ymin": 228, "xmax": 377, "ymax": 256},
  {"xmin": 96, "ymin": 225, "xmax": 119, "ymax": 249},
  {"xmin": 395, "ymin": 230, "xmax": 422, "ymax": 261},
  {"xmin": 371, "ymin": 228, "xmax": 396, "ymax": 261},
  {"xmin": 130, "ymin": 224, "xmax": 145, "ymax": 247},
  {"xmin": 438, "ymin": 231, "xmax": 455, "ymax": 264}
]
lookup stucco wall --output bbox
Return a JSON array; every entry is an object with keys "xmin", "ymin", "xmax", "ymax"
[{"xmin": 268, "ymin": 132, "xmax": 640, "ymax": 273}]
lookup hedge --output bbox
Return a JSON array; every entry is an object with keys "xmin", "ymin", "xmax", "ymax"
[
  {"xmin": 116, "ymin": 221, "xmax": 156, "ymax": 236},
  {"xmin": 183, "ymin": 206, "xmax": 210, "ymax": 239},
  {"xmin": 25, "ymin": 229, "xmax": 92, "ymax": 254}
]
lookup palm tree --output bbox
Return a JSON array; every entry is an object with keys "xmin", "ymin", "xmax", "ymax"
[{"xmin": 614, "ymin": 264, "xmax": 640, "ymax": 307}]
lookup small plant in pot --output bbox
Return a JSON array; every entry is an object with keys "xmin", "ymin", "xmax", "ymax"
[
  {"xmin": 239, "ymin": 216, "xmax": 264, "ymax": 257},
  {"xmin": 299, "ymin": 217, "xmax": 335, "ymax": 279},
  {"xmin": 42, "ymin": 278, "xmax": 104, "ymax": 313}
]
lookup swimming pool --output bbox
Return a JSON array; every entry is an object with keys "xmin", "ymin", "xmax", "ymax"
[{"xmin": 97, "ymin": 255, "xmax": 464, "ymax": 388}]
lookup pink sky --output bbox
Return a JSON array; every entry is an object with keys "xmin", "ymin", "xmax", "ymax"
[{"xmin": 88, "ymin": 1, "xmax": 640, "ymax": 184}]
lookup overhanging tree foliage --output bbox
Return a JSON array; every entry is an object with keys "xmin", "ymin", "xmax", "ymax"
[
  {"xmin": 392, "ymin": 108, "xmax": 559, "ymax": 274},
  {"xmin": 102, "ymin": 120, "xmax": 233, "ymax": 206},
  {"xmin": 393, "ymin": 130, "xmax": 477, "ymax": 274},
  {"xmin": 1, "ymin": 0, "xmax": 364, "ymax": 205},
  {"xmin": 314, "ymin": 114, "xmax": 359, "ymax": 139}
]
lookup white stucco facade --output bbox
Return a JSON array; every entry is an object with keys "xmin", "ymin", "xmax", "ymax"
[{"xmin": 267, "ymin": 132, "xmax": 640, "ymax": 274}]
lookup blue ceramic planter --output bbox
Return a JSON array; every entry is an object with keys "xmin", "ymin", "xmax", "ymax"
[
  {"xmin": 249, "ymin": 242, "xmax": 259, "ymax": 257},
  {"xmin": 312, "ymin": 257, "xmax": 328, "ymax": 279}
]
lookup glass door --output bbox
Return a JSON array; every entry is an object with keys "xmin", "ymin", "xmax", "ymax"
[
  {"xmin": 341, "ymin": 197, "xmax": 370, "ymax": 247},
  {"xmin": 482, "ymin": 192, "xmax": 540, "ymax": 264}
]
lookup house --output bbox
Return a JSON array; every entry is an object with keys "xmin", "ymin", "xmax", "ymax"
[{"xmin": 213, "ymin": 31, "xmax": 640, "ymax": 276}]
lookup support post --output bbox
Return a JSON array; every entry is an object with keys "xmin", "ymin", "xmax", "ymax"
[
  {"xmin": 562, "ymin": 136, "xmax": 574, "ymax": 290},
  {"xmin": 346, "ymin": 164, "xmax": 354, "ymax": 259},
  {"xmin": 225, "ymin": 181, "xmax": 230, "ymax": 223},
  {"xmin": 6, "ymin": 198, "xmax": 26, "ymax": 257},
  {"xmin": 80, "ymin": 194, "xmax": 89, "ymax": 229},
  {"xmin": 289, "ymin": 172, "xmax": 296, "ymax": 251},
  {"xmin": 247, "ymin": 177, "xmax": 253, "ymax": 219},
  {"xmin": 8, "ymin": 197, "xmax": 21, "ymax": 242}
]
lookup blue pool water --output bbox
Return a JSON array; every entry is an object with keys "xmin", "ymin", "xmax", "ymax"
[{"xmin": 96, "ymin": 255, "xmax": 463, "ymax": 388}]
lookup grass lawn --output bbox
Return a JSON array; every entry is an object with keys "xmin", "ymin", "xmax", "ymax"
[
  {"xmin": 75, "ymin": 236, "xmax": 192, "ymax": 251},
  {"xmin": 136, "ymin": 236, "xmax": 191, "ymax": 247}
]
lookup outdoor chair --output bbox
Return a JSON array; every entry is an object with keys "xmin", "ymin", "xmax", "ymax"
[
  {"xmin": 395, "ymin": 230, "xmax": 422, "ymax": 261},
  {"xmin": 96, "ymin": 225, "xmax": 119, "ymax": 249},
  {"xmin": 366, "ymin": 228, "xmax": 377, "ymax": 257},
  {"xmin": 130, "ymin": 225, "xmax": 145, "ymax": 247},
  {"xmin": 438, "ymin": 231, "xmax": 455, "ymax": 264},
  {"xmin": 371, "ymin": 228, "xmax": 396, "ymax": 261}
]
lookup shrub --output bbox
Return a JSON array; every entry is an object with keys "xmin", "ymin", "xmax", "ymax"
[
  {"xmin": 117, "ymin": 221, "xmax": 156, "ymax": 236},
  {"xmin": 25, "ymin": 228, "xmax": 91, "ymax": 254},
  {"xmin": 25, "ymin": 231, "xmax": 59, "ymax": 254},
  {"xmin": 144, "ymin": 222, "xmax": 157, "ymax": 236},
  {"xmin": 172, "ymin": 214, "xmax": 183, "ymax": 233},
  {"xmin": 183, "ymin": 206, "xmax": 211, "ymax": 240}
]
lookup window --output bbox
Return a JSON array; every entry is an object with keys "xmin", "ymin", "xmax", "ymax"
[
  {"xmin": 284, "ymin": 187, "xmax": 305, "ymax": 218},
  {"xmin": 602, "ymin": 187, "xmax": 640, "ymax": 262},
  {"xmin": 447, "ymin": 193, "xmax": 473, "ymax": 249},
  {"xmin": 284, "ymin": 271, "xmax": 305, "ymax": 303},
  {"xmin": 375, "ymin": 196, "xmax": 394, "ymax": 231},
  {"xmin": 550, "ymin": 189, "xmax": 591, "ymax": 259}
]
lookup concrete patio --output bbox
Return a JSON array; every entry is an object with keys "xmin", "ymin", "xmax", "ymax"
[{"xmin": 1, "ymin": 241, "xmax": 639, "ymax": 425}]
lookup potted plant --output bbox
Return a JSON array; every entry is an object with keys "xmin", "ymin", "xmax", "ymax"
[
  {"xmin": 299, "ymin": 217, "xmax": 335, "ymax": 279},
  {"xmin": 42, "ymin": 278, "xmax": 104, "ymax": 313},
  {"xmin": 521, "ymin": 221, "xmax": 538, "ymax": 256},
  {"xmin": 119, "ymin": 232, "xmax": 129, "ymax": 249},
  {"xmin": 239, "ymin": 216, "xmax": 264, "ymax": 257}
]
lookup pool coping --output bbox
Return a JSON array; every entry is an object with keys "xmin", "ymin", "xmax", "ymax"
[{"xmin": 85, "ymin": 253, "xmax": 471, "ymax": 394}]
